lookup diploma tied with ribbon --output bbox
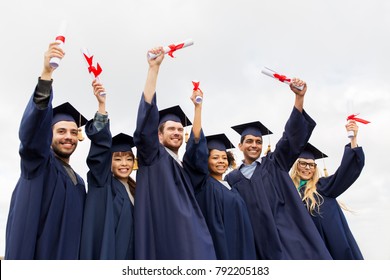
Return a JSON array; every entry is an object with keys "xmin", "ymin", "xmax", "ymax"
[
  {"xmin": 346, "ymin": 114, "xmax": 370, "ymax": 138},
  {"xmin": 81, "ymin": 48, "xmax": 106, "ymax": 96},
  {"xmin": 148, "ymin": 39, "xmax": 194, "ymax": 59},
  {"xmin": 49, "ymin": 21, "xmax": 67, "ymax": 68},
  {"xmin": 192, "ymin": 80, "xmax": 203, "ymax": 104},
  {"xmin": 261, "ymin": 67, "xmax": 304, "ymax": 90}
]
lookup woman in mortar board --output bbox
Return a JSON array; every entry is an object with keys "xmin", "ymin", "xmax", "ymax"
[
  {"xmin": 80, "ymin": 80, "xmax": 136, "ymax": 260},
  {"xmin": 183, "ymin": 89, "xmax": 256, "ymax": 260},
  {"xmin": 290, "ymin": 120, "xmax": 364, "ymax": 259}
]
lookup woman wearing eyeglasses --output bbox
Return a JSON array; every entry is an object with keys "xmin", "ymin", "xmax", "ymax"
[{"xmin": 290, "ymin": 120, "xmax": 365, "ymax": 259}]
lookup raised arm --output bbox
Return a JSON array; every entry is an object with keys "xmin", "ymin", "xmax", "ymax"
[
  {"xmin": 91, "ymin": 80, "xmax": 108, "ymax": 130},
  {"xmin": 143, "ymin": 46, "xmax": 164, "ymax": 104},
  {"xmin": 317, "ymin": 144, "xmax": 365, "ymax": 198},
  {"xmin": 85, "ymin": 81, "xmax": 111, "ymax": 186},
  {"xmin": 40, "ymin": 41, "xmax": 64, "ymax": 81},
  {"xmin": 272, "ymin": 78, "xmax": 316, "ymax": 170},
  {"xmin": 93, "ymin": 80, "xmax": 107, "ymax": 114},
  {"xmin": 19, "ymin": 42, "xmax": 65, "ymax": 176},
  {"xmin": 290, "ymin": 78, "xmax": 307, "ymax": 113},
  {"xmin": 184, "ymin": 88, "xmax": 208, "ymax": 190},
  {"xmin": 190, "ymin": 88, "xmax": 204, "ymax": 140},
  {"xmin": 134, "ymin": 47, "xmax": 165, "ymax": 165},
  {"xmin": 346, "ymin": 120, "xmax": 359, "ymax": 148}
]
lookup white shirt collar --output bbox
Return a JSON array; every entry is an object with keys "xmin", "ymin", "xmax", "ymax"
[
  {"xmin": 219, "ymin": 180, "xmax": 232, "ymax": 190},
  {"xmin": 164, "ymin": 146, "xmax": 183, "ymax": 167},
  {"xmin": 240, "ymin": 157, "xmax": 262, "ymax": 168}
]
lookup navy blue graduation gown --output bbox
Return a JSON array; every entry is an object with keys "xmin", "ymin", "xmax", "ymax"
[
  {"xmin": 133, "ymin": 94, "xmax": 216, "ymax": 260},
  {"xmin": 183, "ymin": 131, "xmax": 256, "ymax": 260},
  {"xmin": 5, "ymin": 93, "xmax": 86, "ymax": 259},
  {"xmin": 304, "ymin": 145, "xmax": 364, "ymax": 259},
  {"xmin": 225, "ymin": 107, "xmax": 332, "ymax": 260},
  {"xmin": 80, "ymin": 120, "xmax": 134, "ymax": 259}
]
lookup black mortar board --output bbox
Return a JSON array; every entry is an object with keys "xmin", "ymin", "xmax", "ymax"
[
  {"xmin": 52, "ymin": 102, "xmax": 87, "ymax": 128},
  {"xmin": 206, "ymin": 133, "xmax": 235, "ymax": 151},
  {"xmin": 231, "ymin": 121, "xmax": 272, "ymax": 138},
  {"xmin": 158, "ymin": 105, "xmax": 192, "ymax": 127},
  {"xmin": 299, "ymin": 143, "xmax": 328, "ymax": 160},
  {"xmin": 111, "ymin": 133, "xmax": 135, "ymax": 153}
]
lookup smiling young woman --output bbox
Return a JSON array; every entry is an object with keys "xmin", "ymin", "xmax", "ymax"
[{"xmin": 290, "ymin": 125, "xmax": 365, "ymax": 260}]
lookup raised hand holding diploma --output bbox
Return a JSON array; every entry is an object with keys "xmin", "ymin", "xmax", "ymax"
[
  {"xmin": 192, "ymin": 80, "xmax": 203, "ymax": 104},
  {"xmin": 49, "ymin": 21, "xmax": 67, "ymax": 68},
  {"xmin": 147, "ymin": 39, "xmax": 194, "ymax": 59},
  {"xmin": 81, "ymin": 48, "xmax": 106, "ymax": 95},
  {"xmin": 346, "ymin": 114, "xmax": 370, "ymax": 138},
  {"xmin": 261, "ymin": 67, "xmax": 304, "ymax": 90}
]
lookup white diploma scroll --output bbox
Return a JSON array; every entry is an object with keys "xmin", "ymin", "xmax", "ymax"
[
  {"xmin": 261, "ymin": 67, "xmax": 304, "ymax": 90},
  {"xmin": 346, "ymin": 101, "xmax": 355, "ymax": 139},
  {"xmin": 49, "ymin": 21, "xmax": 67, "ymax": 68},
  {"xmin": 346, "ymin": 114, "xmax": 370, "ymax": 139},
  {"xmin": 192, "ymin": 80, "xmax": 203, "ymax": 104},
  {"xmin": 80, "ymin": 48, "xmax": 106, "ymax": 96},
  {"xmin": 148, "ymin": 39, "xmax": 194, "ymax": 59}
]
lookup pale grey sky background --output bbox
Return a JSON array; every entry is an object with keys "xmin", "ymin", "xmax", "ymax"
[{"xmin": 0, "ymin": 0, "xmax": 389, "ymax": 260}]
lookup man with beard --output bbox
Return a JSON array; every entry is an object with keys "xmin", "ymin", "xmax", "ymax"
[
  {"xmin": 5, "ymin": 41, "xmax": 87, "ymax": 259},
  {"xmin": 133, "ymin": 46, "xmax": 215, "ymax": 259}
]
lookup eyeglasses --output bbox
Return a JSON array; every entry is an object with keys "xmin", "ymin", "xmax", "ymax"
[{"xmin": 298, "ymin": 160, "xmax": 317, "ymax": 169}]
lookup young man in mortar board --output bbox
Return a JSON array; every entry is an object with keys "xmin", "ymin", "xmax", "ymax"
[
  {"xmin": 80, "ymin": 81, "xmax": 136, "ymax": 260},
  {"xmin": 5, "ymin": 42, "xmax": 87, "ymax": 259},
  {"xmin": 133, "ymin": 47, "xmax": 215, "ymax": 260},
  {"xmin": 290, "ymin": 120, "xmax": 365, "ymax": 259},
  {"xmin": 225, "ymin": 80, "xmax": 333, "ymax": 260}
]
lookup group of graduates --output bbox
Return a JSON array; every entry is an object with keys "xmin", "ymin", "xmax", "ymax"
[{"xmin": 4, "ymin": 41, "xmax": 365, "ymax": 260}]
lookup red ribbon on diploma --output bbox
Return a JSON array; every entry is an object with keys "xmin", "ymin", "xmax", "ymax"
[
  {"xmin": 273, "ymin": 73, "xmax": 291, "ymax": 83},
  {"xmin": 347, "ymin": 114, "xmax": 370, "ymax": 124},
  {"xmin": 192, "ymin": 80, "xmax": 203, "ymax": 103},
  {"xmin": 192, "ymin": 80, "xmax": 200, "ymax": 91},
  {"xmin": 168, "ymin": 43, "xmax": 184, "ymax": 58},
  {"xmin": 83, "ymin": 54, "xmax": 102, "ymax": 78}
]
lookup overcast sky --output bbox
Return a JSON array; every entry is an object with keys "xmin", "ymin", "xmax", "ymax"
[{"xmin": 0, "ymin": 0, "xmax": 389, "ymax": 260}]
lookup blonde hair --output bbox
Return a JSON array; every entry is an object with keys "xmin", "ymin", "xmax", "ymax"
[{"xmin": 290, "ymin": 159, "xmax": 323, "ymax": 216}]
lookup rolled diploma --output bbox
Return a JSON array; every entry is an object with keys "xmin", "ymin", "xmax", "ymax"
[
  {"xmin": 192, "ymin": 80, "xmax": 203, "ymax": 104},
  {"xmin": 148, "ymin": 39, "xmax": 194, "ymax": 59},
  {"xmin": 261, "ymin": 67, "xmax": 304, "ymax": 90},
  {"xmin": 50, "ymin": 21, "xmax": 67, "ymax": 68},
  {"xmin": 346, "ymin": 119, "xmax": 355, "ymax": 138},
  {"xmin": 81, "ymin": 48, "xmax": 106, "ymax": 96}
]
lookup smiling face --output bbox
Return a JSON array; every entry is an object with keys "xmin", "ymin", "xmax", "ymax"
[
  {"xmin": 51, "ymin": 121, "xmax": 79, "ymax": 162},
  {"xmin": 111, "ymin": 151, "xmax": 134, "ymax": 182},
  {"xmin": 296, "ymin": 158, "xmax": 317, "ymax": 180},
  {"xmin": 239, "ymin": 135, "xmax": 263, "ymax": 164},
  {"xmin": 158, "ymin": 120, "xmax": 184, "ymax": 153},
  {"xmin": 208, "ymin": 149, "xmax": 228, "ymax": 180}
]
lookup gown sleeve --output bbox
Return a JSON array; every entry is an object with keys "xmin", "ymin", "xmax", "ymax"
[
  {"xmin": 272, "ymin": 107, "xmax": 316, "ymax": 171},
  {"xmin": 19, "ymin": 84, "xmax": 54, "ymax": 179},
  {"xmin": 85, "ymin": 119, "xmax": 112, "ymax": 187},
  {"xmin": 183, "ymin": 130, "xmax": 209, "ymax": 193},
  {"xmin": 133, "ymin": 94, "xmax": 160, "ymax": 166},
  {"xmin": 317, "ymin": 145, "xmax": 365, "ymax": 198}
]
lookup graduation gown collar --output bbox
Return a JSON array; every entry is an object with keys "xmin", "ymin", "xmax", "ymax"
[{"xmin": 164, "ymin": 146, "xmax": 183, "ymax": 167}]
